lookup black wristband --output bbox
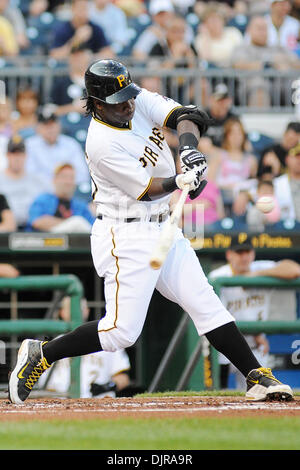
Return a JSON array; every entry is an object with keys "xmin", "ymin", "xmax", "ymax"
[
  {"xmin": 179, "ymin": 132, "xmax": 198, "ymax": 149},
  {"xmin": 162, "ymin": 176, "xmax": 177, "ymax": 193}
]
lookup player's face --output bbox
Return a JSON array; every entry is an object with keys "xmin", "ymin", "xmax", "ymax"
[
  {"xmin": 226, "ymin": 249, "xmax": 255, "ymax": 274},
  {"xmin": 96, "ymin": 98, "xmax": 136, "ymax": 127}
]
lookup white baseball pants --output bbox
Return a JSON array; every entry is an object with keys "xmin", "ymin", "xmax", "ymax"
[{"xmin": 91, "ymin": 218, "xmax": 234, "ymax": 352}]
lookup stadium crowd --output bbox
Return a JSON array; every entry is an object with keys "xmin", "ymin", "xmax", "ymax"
[{"xmin": 0, "ymin": 0, "xmax": 299, "ymax": 234}]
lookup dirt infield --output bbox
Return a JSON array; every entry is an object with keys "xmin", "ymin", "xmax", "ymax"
[{"xmin": 1, "ymin": 396, "xmax": 300, "ymax": 421}]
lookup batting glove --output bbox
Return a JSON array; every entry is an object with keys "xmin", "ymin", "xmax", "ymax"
[
  {"xmin": 175, "ymin": 169, "xmax": 200, "ymax": 192},
  {"xmin": 189, "ymin": 179, "xmax": 207, "ymax": 200},
  {"xmin": 179, "ymin": 146, "xmax": 207, "ymax": 176}
]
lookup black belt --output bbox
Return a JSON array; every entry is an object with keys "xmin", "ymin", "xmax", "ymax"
[{"xmin": 97, "ymin": 213, "xmax": 168, "ymax": 223}]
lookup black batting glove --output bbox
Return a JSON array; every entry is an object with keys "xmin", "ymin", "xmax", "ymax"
[
  {"xmin": 189, "ymin": 179, "xmax": 208, "ymax": 200},
  {"xmin": 179, "ymin": 146, "xmax": 207, "ymax": 176}
]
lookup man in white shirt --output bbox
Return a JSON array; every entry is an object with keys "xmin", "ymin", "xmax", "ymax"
[
  {"xmin": 25, "ymin": 110, "xmax": 90, "ymax": 189},
  {"xmin": 0, "ymin": 134, "xmax": 47, "ymax": 230},
  {"xmin": 266, "ymin": 0, "xmax": 300, "ymax": 52},
  {"xmin": 209, "ymin": 238, "xmax": 300, "ymax": 389}
]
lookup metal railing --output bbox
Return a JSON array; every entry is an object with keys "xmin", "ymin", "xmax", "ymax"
[
  {"xmin": 148, "ymin": 276, "xmax": 300, "ymax": 392},
  {"xmin": 0, "ymin": 56, "xmax": 298, "ymax": 113},
  {"xmin": 0, "ymin": 274, "xmax": 84, "ymax": 398}
]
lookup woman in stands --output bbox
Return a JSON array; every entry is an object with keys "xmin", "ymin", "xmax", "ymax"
[
  {"xmin": 206, "ymin": 117, "xmax": 258, "ymax": 212},
  {"xmin": 12, "ymin": 88, "xmax": 40, "ymax": 139}
]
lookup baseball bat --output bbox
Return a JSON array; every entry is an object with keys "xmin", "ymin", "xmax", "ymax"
[
  {"xmin": 150, "ymin": 181, "xmax": 207, "ymax": 270},
  {"xmin": 150, "ymin": 180, "xmax": 208, "ymax": 269}
]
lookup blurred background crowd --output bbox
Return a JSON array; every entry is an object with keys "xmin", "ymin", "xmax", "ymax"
[{"xmin": 0, "ymin": 0, "xmax": 299, "ymax": 234}]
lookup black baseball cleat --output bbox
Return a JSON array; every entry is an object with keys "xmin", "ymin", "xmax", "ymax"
[
  {"xmin": 245, "ymin": 367, "xmax": 293, "ymax": 402},
  {"xmin": 8, "ymin": 339, "xmax": 51, "ymax": 404}
]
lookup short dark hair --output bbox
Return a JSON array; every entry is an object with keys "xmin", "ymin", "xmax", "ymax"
[{"xmin": 286, "ymin": 121, "xmax": 300, "ymax": 133}]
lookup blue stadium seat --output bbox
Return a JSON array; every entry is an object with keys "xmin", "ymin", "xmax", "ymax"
[
  {"xmin": 74, "ymin": 181, "xmax": 93, "ymax": 204},
  {"xmin": 266, "ymin": 219, "xmax": 300, "ymax": 232},
  {"xmin": 227, "ymin": 14, "xmax": 249, "ymax": 34},
  {"xmin": 59, "ymin": 113, "xmax": 91, "ymax": 150},
  {"xmin": 206, "ymin": 216, "xmax": 248, "ymax": 232},
  {"xmin": 248, "ymin": 131, "xmax": 275, "ymax": 160},
  {"xmin": 185, "ymin": 12, "xmax": 200, "ymax": 34},
  {"xmin": 24, "ymin": 13, "xmax": 62, "ymax": 55}
]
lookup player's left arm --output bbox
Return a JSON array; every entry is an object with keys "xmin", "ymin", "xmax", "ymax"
[
  {"xmin": 247, "ymin": 260, "xmax": 300, "ymax": 280},
  {"xmin": 143, "ymin": 107, "xmax": 213, "ymax": 201},
  {"xmin": 164, "ymin": 106, "xmax": 214, "ymax": 199}
]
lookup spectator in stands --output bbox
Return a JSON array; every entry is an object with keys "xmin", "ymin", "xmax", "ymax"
[
  {"xmin": 199, "ymin": 83, "xmax": 239, "ymax": 150},
  {"xmin": 266, "ymin": 0, "xmax": 300, "ymax": 53},
  {"xmin": 38, "ymin": 295, "xmax": 131, "ymax": 398},
  {"xmin": 194, "ymin": 3, "xmax": 243, "ymax": 68},
  {"xmin": 206, "ymin": 117, "xmax": 258, "ymax": 211},
  {"xmin": 0, "ymin": 193, "xmax": 16, "ymax": 232},
  {"xmin": 27, "ymin": 163, "xmax": 95, "ymax": 233},
  {"xmin": 209, "ymin": 237, "xmax": 300, "ymax": 389},
  {"xmin": 11, "ymin": 89, "xmax": 39, "ymax": 139},
  {"xmin": 0, "ymin": 97, "xmax": 13, "ymax": 170},
  {"xmin": 273, "ymin": 143, "xmax": 300, "ymax": 222},
  {"xmin": 257, "ymin": 121, "xmax": 300, "ymax": 177},
  {"xmin": 0, "ymin": 135, "xmax": 47, "ymax": 231},
  {"xmin": 0, "ymin": 12, "xmax": 18, "ymax": 56},
  {"xmin": 25, "ymin": 110, "xmax": 90, "ymax": 188},
  {"xmin": 50, "ymin": 47, "xmax": 92, "ymax": 116},
  {"xmin": 149, "ymin": 14, "xmax": 198, "ymax": 102},
  {"xmin": 132, "ymin": 0, "xmax": 175, "ymax": 60},
  {"xmin": 0, "ymin": 0, "xmax": 29, "ymax": 51},
  {"xmin": 89, "ymin": 0, "xmax": 131, "ymax": 55},
  {"xmin": 50, "ymin": 0, "xmax": 113, "ymax": 60},
  {"xmin": 231, "ymin": 15, "xmax": 300, "ymax": 107}
]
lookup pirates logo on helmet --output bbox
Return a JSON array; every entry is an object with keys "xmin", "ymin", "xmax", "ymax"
[{"xmin": 85, "ymin": 59, "xmax": 141, "ymax": 105}]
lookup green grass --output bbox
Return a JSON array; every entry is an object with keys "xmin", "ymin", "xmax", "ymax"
[{"xmin": 1, "ymin": 416, "xmax": 300, "ymax": 450}]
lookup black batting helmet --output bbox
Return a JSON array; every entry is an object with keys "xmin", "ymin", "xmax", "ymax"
[{"xmin": 84, "ymin": 59, "xmax": 141, "ymax": 105}]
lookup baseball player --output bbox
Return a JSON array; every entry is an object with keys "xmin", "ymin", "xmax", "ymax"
[{"xmin": 8, "ymin": 59, "xmax": 293, "ymax": 404}]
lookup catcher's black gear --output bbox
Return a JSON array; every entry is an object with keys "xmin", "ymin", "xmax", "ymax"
[{"xmin": 85, "ymin": 59, "xmax": 141, "ymax": 105}]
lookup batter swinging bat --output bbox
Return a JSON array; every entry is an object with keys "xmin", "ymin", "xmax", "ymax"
[{"xmin": 150, "ymin": 180, "xmax": 207, "ymax": 270}]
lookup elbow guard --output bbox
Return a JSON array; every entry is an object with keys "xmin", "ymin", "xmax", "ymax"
[{"xmin": 165, "ymin": 106, "xmax": 215, "ymax": 136}]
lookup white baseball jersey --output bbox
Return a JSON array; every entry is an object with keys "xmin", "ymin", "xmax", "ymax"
[
  {"xmin": 209, "ymin": 260, "xmax": 276, "ymax": 365},
  {"xmin": 85, "ymin": 88, "xmax": 181, "ymax": 219},
  {"xmin": 209, "ymin": 260, "xmax": 276, "ymax": 322},
  {"xmin": 38, "ymin": 349, "xmax": 130, "ymax": 398}
]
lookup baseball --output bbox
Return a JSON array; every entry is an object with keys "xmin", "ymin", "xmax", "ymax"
[{"xmin": 256, "ymin": 196, "xmax": 275, "ymax": 213}]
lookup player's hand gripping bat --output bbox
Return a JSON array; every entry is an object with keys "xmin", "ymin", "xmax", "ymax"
[{"xmin": 150, "ymin": 179, "xmax": 207, "ymax": 270}]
